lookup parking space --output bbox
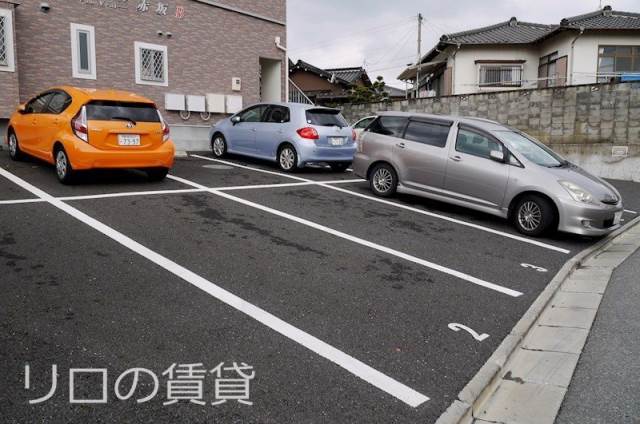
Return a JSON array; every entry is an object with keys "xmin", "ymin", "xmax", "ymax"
[{"xmin": 2, "ymin": 151, "xmax": 639, "ymax": 423}]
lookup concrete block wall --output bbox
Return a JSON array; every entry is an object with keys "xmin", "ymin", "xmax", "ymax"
[{"xmin": 341, "ymin": 82, "xmax": 640, "ymax": 182}]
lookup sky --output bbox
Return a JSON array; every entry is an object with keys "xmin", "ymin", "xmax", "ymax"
[{"xmin": 286, "ymin": 0, "xmax": 640, "ymax": 88}]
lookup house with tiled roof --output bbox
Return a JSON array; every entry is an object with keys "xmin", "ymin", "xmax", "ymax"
[
  {"xmin": 289, "ymin": 60, "xmax": 405, "ymax": 105},
  {"xmin": 398, "ymin": 5, "xmax": 640, "ymax": 97}
]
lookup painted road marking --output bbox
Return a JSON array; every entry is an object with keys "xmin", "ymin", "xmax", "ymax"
[
  {"xmin": 189, "ymin": 154, "xmax": 571, "ymax": 255},
  {"xmin": 0, "ymin": 166, "xmax": 429, "ymax": 408},
  {"xmin": 168, "ymin": 174, "xmax": 523, "ymax": 298},
  {"xmin": 0, "ymin": 198, "xmax": 44, "ymax": 205},
  {"xmin": 0, "ymin": 180, "xmax": 366, "ymax": 205},
  {"xmin": 448, "ymin": 323, "xmax": 489, "ymax": 342},
  {"xmin": 520, "ymin": 263, "xmax": 548, "ymax": 273},
  {"xmin": 625, "ymin": 209, "xmax": 637, "ymax": 215}
]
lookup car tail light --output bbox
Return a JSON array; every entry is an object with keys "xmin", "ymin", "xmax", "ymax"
[
  {"xmin": 71, "ymin": 106, "xmax": 88, "ymax": 143},
  {"xmin": 296, "ymin": 127, "xmax": 319, "ymax": 140},
  {"xmin": 352, "ymin": 129, "xmax": 357, "ymax": 141},
  {"xmin": 158, "ymin": 110, "xmax": 170, "ymax": 142},
  {"xmin": 357, "ymin": 133, "xmax": 365, "ymax": 153}
]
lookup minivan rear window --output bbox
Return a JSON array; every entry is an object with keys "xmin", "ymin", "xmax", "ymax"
[
  {"xmin": 86, "ymin": 101, "xmax": 160, "ymax": 123},
  {"xmin": 306, "ymin": 109, "xmax": 348, "ymax": 127}
]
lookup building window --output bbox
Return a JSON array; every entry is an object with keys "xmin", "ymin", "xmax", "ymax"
[
  {"xmin": 135, "ymin": 42, "xmax": 168, "ymax": 86},
  {"xmin": 70, "ymin": 23, "xmax": 96, "ymax": 79},
  {"xmin": 478, "ymin": 64, "xmax": 523, "ymax": 87},
  {"xmin": 597, "ymin": 45, "xmax": 640, "ymax": 82},
  {"xmin": 0, "ymin": 8, "xmax": 15, "ymax": 72},
  {"xmin": 538, "ymin": 52, "xmax": 558, "ymax": 88}
]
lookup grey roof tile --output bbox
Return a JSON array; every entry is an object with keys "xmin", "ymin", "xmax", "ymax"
[
  {"xmin": 442, "ymin": 18, "xmax": 557, "ymax": 45},
  {"xmin": 561, "ymin": 8, "xmax": 640, "ymax": 30}
]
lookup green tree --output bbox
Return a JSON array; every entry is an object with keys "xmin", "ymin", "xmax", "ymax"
[{"xmin": 349, "ymin": 75, "xmax": 390, "ymax": 104}]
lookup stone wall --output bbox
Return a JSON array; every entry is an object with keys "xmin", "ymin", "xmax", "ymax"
[{"xmin": 341, "ymin": 82, "xmax": 640, "ymax": 182}]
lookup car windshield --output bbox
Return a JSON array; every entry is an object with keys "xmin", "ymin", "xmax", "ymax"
[
  {"xmin": 306, "ymin": 109, "xmax": 348, "ymax": 127},
  {"xmin": 495, "ymin": 131, "xmax": 565, "ymax": 167}
]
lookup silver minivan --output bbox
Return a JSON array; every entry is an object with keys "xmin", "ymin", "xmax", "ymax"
[{"xmin": 352, "ymin": 112, "xmax": 624, "ymax": 237}]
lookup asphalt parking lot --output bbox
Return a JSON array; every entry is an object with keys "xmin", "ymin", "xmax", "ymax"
[{"xmin": 1, "ymin": 151, "xmax": 639, "ymax": 423}]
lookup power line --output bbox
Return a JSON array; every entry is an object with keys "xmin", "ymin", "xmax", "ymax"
[
  {"xmin": 366, "ymin": 23, "xmax": 417, "ymax": 66},
  {"xmin": 288, "ymin": 16, "xmax": 415, "ymax": 54}
]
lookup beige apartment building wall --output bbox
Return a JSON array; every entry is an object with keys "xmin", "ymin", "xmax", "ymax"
[
  {"xmin": 0, "ymin": 1, "xmax": 19, "ymax": 120},
  {"xmin": 4, "ymin": 0, "xmax": 286, "ymax": 130}
]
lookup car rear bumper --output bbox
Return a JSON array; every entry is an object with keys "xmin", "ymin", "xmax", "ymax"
[
  {"xmin": 557, "ymin": 197, "xmax": 624, "ymax": 236},
  {"xmin": 68, "ymin": 139, "xmax": 175, "ymax": 170},
  {"xmin": 297, "ymin": 143, "xmax": 356, "ymax": 164},
  {"xmin": 351, "ymin": 153, "xmax": 371, "ymax": 178}
]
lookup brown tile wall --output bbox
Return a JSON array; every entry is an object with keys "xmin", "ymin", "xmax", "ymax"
[
  {"xmin": 0, "ymin": 1, "xmax": 20, "ymax": 119},
  {"xmin": 7, "ymin": 0, "xmax": 286, "ymax": 125}
]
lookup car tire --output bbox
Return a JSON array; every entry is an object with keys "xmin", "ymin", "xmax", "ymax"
[
  {"xmin": 54, "ymin": 147, "xmax": 75, "ymax": 184},
  {"xmin": 330, "ymin": 162, "xmax": 350, "ymax": 172},
  {"xmin": 513, "ymin": 194, "xmax": 556, "ymax": 237},
  {"xmin": 211, "ymin": 134, "xmax": 227, "ymax": 158},
  {"xmin": 147, "ymin": 167, "xmax": 169, "ymax": 182},
  {"xmin": 369, "ymin": 163, "xmax": 397, "ymax": 197},
  {"xmin": 278, "ymin": 144, "xmax": 298, "ymax": 172},
  {"xmin": 8, "ymin": 131, "xmax": 23, "ymax": 161}
]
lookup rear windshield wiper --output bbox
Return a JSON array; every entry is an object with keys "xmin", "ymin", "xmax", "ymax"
[{"xmin": 110, "ymin": 116, "xmax": 137, "ymax": 125}]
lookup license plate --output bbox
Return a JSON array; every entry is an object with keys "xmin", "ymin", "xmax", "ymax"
[
  {"xmin": 118, "ymin": 134, "xmax": 140, "ymax": 146},
  {"xmin": 614, "ymin": 211, "xmax": 623, "ymax": 225},
  {"xmin": 329, "ymin": 137, "xmax": 345, "ymax": 146}
]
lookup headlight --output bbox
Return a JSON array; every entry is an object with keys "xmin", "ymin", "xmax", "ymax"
[{"xmin": 559, "ymin": 180, "xmax": 593, "ymax": 203}]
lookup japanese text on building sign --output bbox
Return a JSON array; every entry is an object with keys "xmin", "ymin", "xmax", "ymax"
[{"xmin": 80, "ymin": 0, "xmax": 186, "ymax": 19}]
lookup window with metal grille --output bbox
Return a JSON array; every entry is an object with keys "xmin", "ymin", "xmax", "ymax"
[
  {"xmin": 479, "ymin": 65, "xmax": 523, "ymax": 87},
  {"xmin": 140, "ymin": 48, "xmax": 165, "ymax": 82},
  {"xmin": 0, "ymin": 16, "xmax": 7, "ymax": 66}
]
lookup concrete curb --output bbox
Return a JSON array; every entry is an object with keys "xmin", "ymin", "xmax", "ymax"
[{"xmin": 435, "ymin": 216, "xmax": 640, "ymax": 424}]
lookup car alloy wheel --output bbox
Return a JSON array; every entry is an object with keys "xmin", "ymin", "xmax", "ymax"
[
  {"xmin": 517, "ymin": 200, "xmax": 542, "ymax": 232},
  {"xmin": 8, "ymin": 133, "xmax": 18, "ymax": 157},
  {"xmin": 372, "ymin": 167, "xmax": 393, "ymax": 193},
  {"xmin": 56, "ymin": 150, "xmax": 69, "ymax": 180},
  {"xmin": 212, "ymin": 136, "xmax": 226, "ymax": 157},
  {"xmin": 279, "ymin": 147, "xmax": 296, "ymax": 171}
]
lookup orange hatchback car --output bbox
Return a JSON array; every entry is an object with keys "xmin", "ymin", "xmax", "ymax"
[{"xmin": 7, "ymin": 86, "xmax": 175, "ymax": 183}]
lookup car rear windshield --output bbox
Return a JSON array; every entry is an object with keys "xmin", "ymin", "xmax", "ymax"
[
  {"xmin": 305, "ymin": 109, "xmax": 348, "ymax": 127},
  {"xmin": 86, "ymin": 101, "xmax": 160, "ymax": 123}
]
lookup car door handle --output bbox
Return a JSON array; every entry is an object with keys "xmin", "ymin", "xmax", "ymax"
[
  {"xmin": 396, "ymin": 142, "xmax": 406, "ymax": 149},
  {"xmin": 251, "ymin": 128, "xmax": 257, "ymax": 132},
  {"xmin": 450, "ymin": 155, "xmax": 462, "ymax": 162}
]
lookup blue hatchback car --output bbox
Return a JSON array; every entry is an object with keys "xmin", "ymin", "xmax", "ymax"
[{"xmin": 208, "ymin": 102, "xmax": 357, "ymax": 172}]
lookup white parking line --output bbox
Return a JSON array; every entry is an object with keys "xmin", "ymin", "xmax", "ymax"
[
  {"xmin": 168, "ymin": 174, "xmax": 524, "ymax": 298},
  {"xmin": 58, "ymin": 188, "xmax": 205, "ymax": 201},
  {"xmin": 0, "ymin": 198, "xmax": 45, "ymax": 205},
  {"xmin": 0, "ymin": 166, "xmax": 430, "ymax": 408},
  {"xmin": 625, "ymin": 209, "xmax": 638, "ymax": 215},
  {"xmin": 189, "ymin": 154, "xmax": 571, "ymax": 255},
  {"xmin": 0, "ymin": 180, "xmax": 366, "ymax": 205}
]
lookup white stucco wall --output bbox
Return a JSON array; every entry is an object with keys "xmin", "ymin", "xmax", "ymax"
[
  {"xmin": 446, "ymin": 31, "xmax": 640, "ymax": 95},
  {"xmin": 571, "ymin": 33, "xmax": 640, "ymax": 85},
  {"xmin": 452, "ymin": 45, "xmax": 540, "ymax": 95}
]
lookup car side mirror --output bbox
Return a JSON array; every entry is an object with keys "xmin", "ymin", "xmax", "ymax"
[
  {"xmin": 231, "ymin": 115, "xmax": 241, "ymax": 125},
  {"xmin": 489, "ymin": 150, "xmax": 505, "ymax": 163},
  {"xmin": 17, "ymin": 104, "xmax": 26, "ymax": 114}
]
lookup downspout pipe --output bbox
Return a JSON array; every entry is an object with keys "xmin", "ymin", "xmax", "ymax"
[
  {"xmin": 275, "ymin": 36, "xmax": 289, "ymax": 102},
  {"xmin": 451, "ymin": 43, "xmax": 461, "ymax": 96},
  {"xmin": 569, "ymin": 27, "xmax": 585, "ymax": 85}
]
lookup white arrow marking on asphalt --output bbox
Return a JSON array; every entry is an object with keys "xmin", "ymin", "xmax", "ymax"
[
  {"xmin": 521, "ymin": 263, "xmax": 548, "ymax": 273},
  {"xmin": 448, "ymin": 323, "xmax": 490, "ymax": 342}
]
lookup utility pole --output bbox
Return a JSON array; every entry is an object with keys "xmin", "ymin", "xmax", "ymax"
[{"xmin": 415, "ymin": 13, "xmax": 423, "ymax": 99}]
